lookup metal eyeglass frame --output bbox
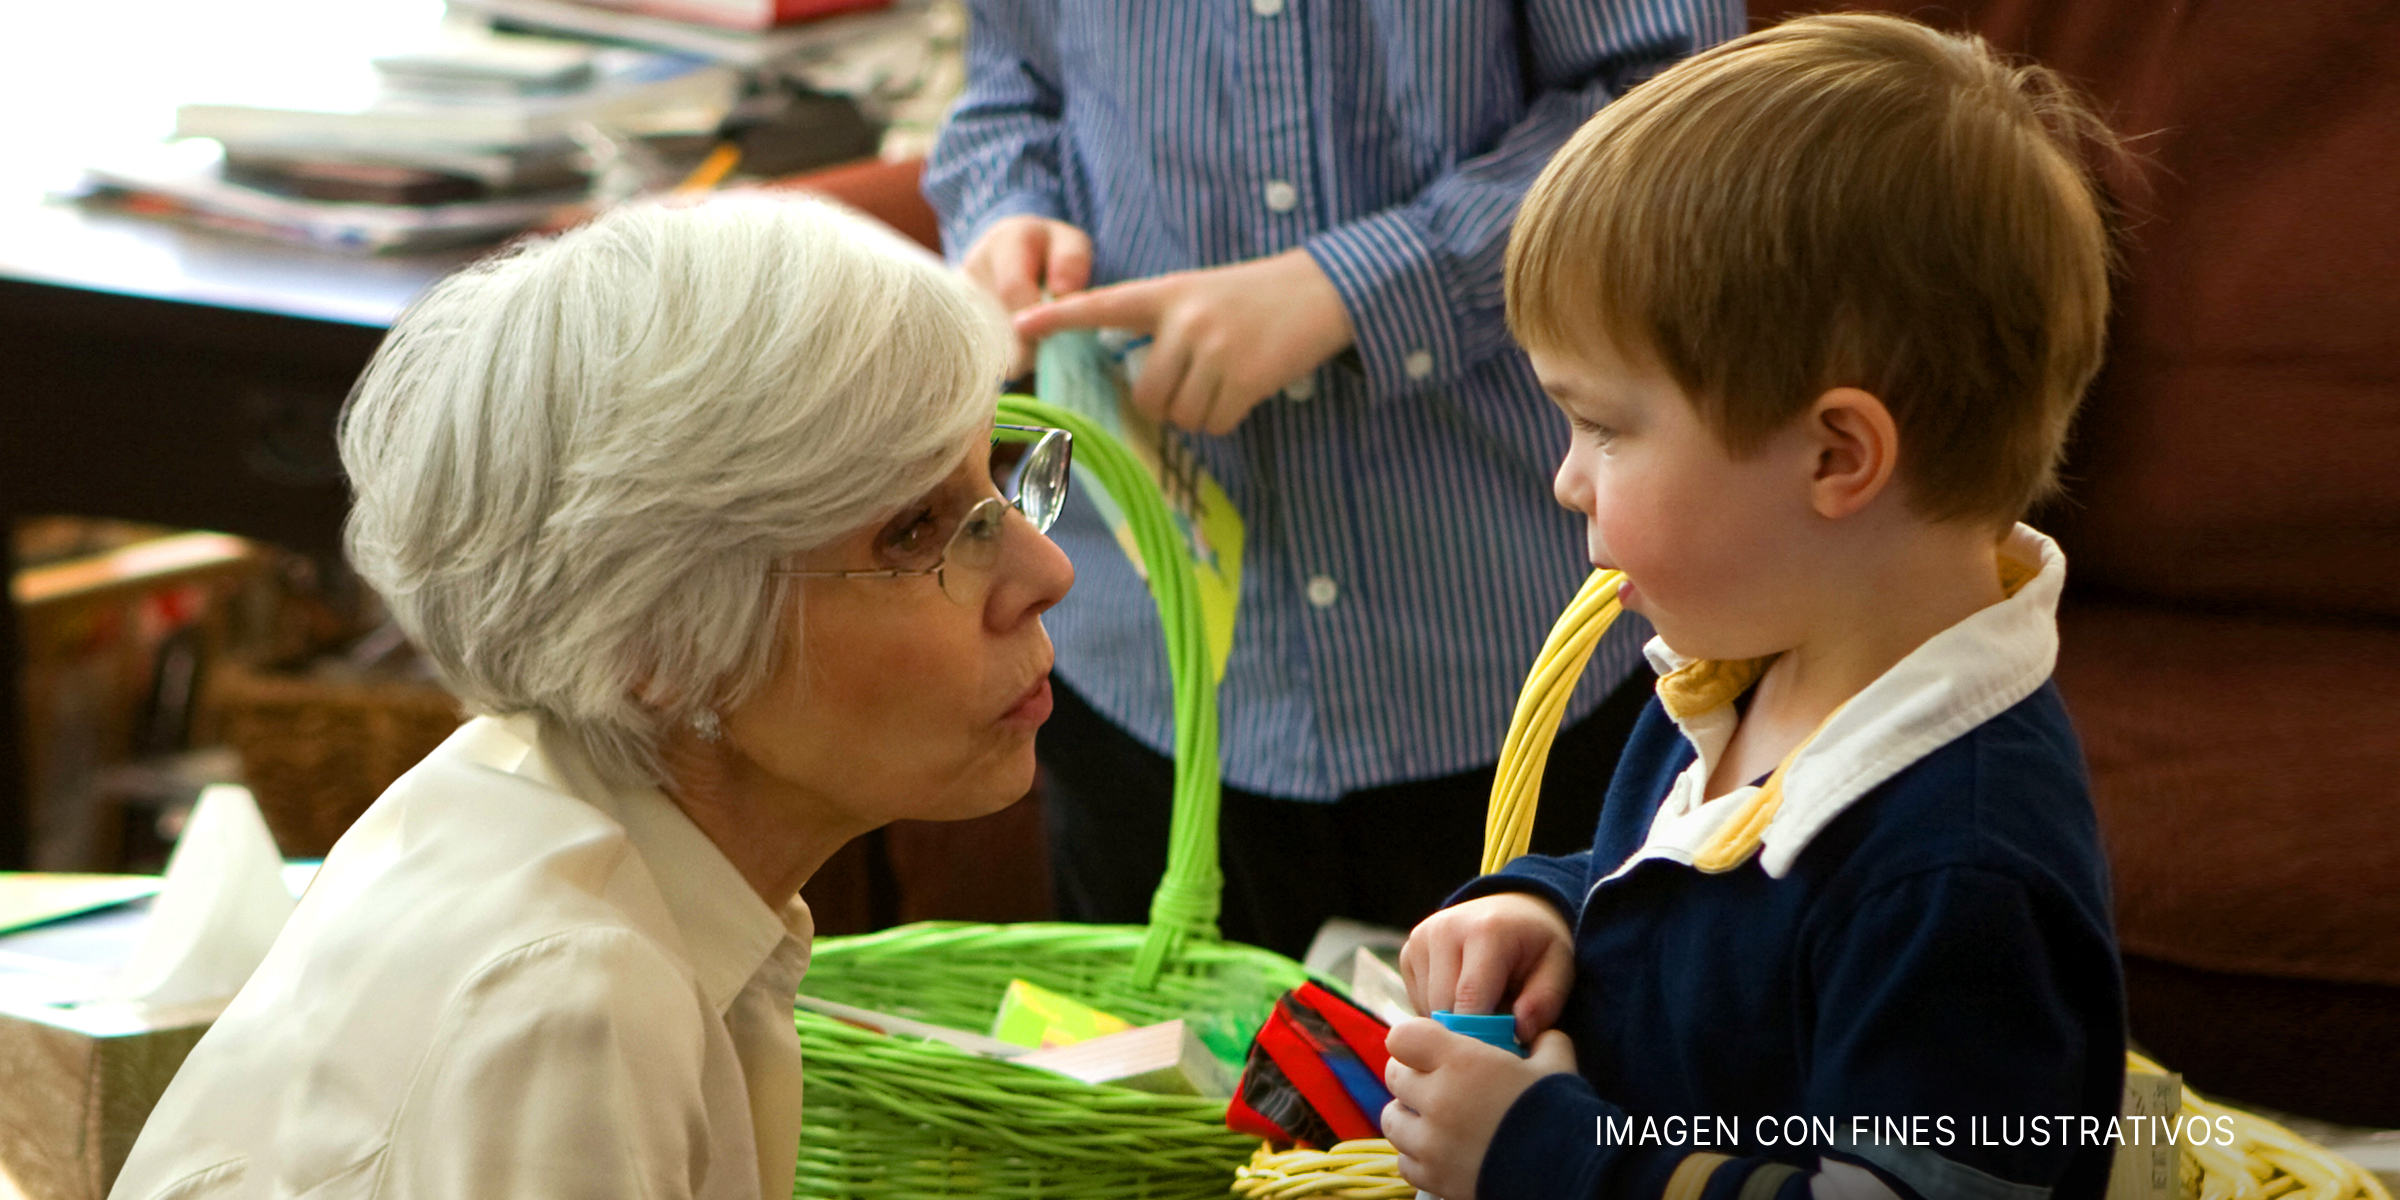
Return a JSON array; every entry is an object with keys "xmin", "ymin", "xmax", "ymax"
[{"xmin": 771, "ymin": 424, "xmax": 1073, "ymax": 603}]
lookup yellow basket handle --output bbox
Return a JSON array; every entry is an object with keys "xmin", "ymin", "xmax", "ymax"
[{"xmin": 1481, "ymin": 571, "xmax": 1628, "ymax": 873}]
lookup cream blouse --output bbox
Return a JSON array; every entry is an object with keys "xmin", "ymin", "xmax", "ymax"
[{"xmin": 111, "ymin": 714, "xmax": 812, "ymax": 1200}]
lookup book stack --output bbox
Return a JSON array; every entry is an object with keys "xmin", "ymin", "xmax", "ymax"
[
  {"xmin": 80, "ymin": 24, "xmax": 743, "ymax": 253},
  {"xmin": 445, "ymin": 0, "xmax": 913, "ymax": 70},
  {"xmin": 436, "ymin": 0, "xmax": 954, "ymax": 163}
]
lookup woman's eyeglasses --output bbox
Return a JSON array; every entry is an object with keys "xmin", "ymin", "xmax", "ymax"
[{"xmin": 775, "ymin": 424, "xmax": 1072, "ymax": 604}]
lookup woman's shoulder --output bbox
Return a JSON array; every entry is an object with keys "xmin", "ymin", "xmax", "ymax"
[
  {"xmin": 295, "ymin": 738, "xmax": 708, "ymax": 1025},
  {"xmin": 115, "ymin": 919, "xmax": 722, "ymax": 1200},
  {"xmin": 112, "ymin": 752, "xmax": 717, "ymax": 1200},
  {"xmin": 321, "ymin": 717, "xmax": 692, "ymax": 943}
]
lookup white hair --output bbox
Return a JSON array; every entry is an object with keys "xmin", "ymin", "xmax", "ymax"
[{"xmin": 340, "ymin": 195, "xmax": 1009, "ymax": 786}]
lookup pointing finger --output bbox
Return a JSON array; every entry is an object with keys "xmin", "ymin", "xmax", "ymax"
[{"xmin": 1014, "ymin": 280, "xmax": 1167, "ymax": 341}]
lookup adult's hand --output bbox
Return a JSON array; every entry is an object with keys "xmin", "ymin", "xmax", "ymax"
[
  {"xmin": 1011, "ymin": 247, "xmax": 1356, "ymax": 436},
  {"xmin": 959, "ymin": 215, "xmax": 1094, "ymax": 375}
]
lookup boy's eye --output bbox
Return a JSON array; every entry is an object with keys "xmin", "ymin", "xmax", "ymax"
[{"xmin": 1569, "ymin": 415, "xmax": 1617, "ymax": 442}]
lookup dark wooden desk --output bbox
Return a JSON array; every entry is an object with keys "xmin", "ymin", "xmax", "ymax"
[
  {"xmin": 0, "ymin": 198, "xmax": 468, "ymax": 868},
  {"xmin": 0, "ymin": 0, "xmax": 505, "ymax": 869}
]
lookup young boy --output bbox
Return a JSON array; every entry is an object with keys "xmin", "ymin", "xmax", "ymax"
[{"xmin": 1382, "ymin": 15, "xmax": 2126, "ymax": 1200}]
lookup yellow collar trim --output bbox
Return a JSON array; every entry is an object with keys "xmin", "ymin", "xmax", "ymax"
[
  {"xmin": 1998, "ymin": 551, "xmax": 2036, "ymax": 599},
  {"xmin": 1655, "ymin": 655, "xmax": 1773, "ymax": 722},
  {"xmin": 1657, "ymin": 547, "xmax": 2036, "ymax": 873},
  {"xmin": 1654, "ymin": 549, "xmax": 2036, "ymax": 721}
]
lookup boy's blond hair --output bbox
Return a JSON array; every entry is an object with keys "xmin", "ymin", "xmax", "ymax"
[{"xmin": 1508, "ymin": 12, "xmax": 2115, "ymax": 525}]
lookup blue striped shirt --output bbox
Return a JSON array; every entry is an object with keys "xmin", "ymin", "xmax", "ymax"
[{"xmin": 926, "ymin": 0, "xmax": 1742, "ymax": 800}]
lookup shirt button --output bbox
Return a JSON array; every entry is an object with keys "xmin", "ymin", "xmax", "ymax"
[
  {"xmin": 1306, "ymin": 575, "xmax": 1340, "ymax": 608},
  {"xmin": 1263, "ymin": 180, "xmax": 1299, "ymax": 213},
  {"xmin": 1403, "ymin": 349, "xmax": 1435, "ymax": 380},
  {"xmin": 1283, "ymin": 375, "xmax": 1316, "ymax": 402},
  {"xmin": 1251, "ymin": 0, "xmax": 1284, "ymax": 15}
]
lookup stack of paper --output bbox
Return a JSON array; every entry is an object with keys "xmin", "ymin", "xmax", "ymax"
[
  {"xmin": 1018, "ymin": 1018, "xmax": 1237, "ymax": 1098},
  {"xmin": 449, "ymin": 0, "xmax": 919, "ymax": 69},
  {"xmin": 0, "ymin": 875, "xmax": 161, "ymax": 938},
  {"xmin": 173, "ymin": 42, "xmax": 739, "ymax": 153},
  {"xmin": 83, "ymin": 140, "xmax": 584, "ymax": 254},
  {"xmin": 77, "ymin": 19, "xmax": 745, "ymax": 253}
]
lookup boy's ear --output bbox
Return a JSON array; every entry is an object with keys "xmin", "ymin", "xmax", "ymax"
[{"xmin": 1805, "ymin": 387, "xmax": 1899, "ymax": 520}]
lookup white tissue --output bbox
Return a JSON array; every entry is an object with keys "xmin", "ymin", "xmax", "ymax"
[{"xmin": 102, "ymin": 784, "xmax": 297, "ymax": 1009}]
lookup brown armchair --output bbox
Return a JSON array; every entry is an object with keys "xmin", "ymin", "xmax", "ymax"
[{"xmin": 1754, "ymin": 1, "xmax": 2400, "ymax": 1125}]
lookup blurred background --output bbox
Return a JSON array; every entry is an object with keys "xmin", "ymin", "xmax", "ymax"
[{"xmin": 0, "ymin": 0, "xmax": 1042, "ymax": 936}]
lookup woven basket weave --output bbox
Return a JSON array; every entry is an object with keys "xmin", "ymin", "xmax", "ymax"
[
  {"xmin": 211, "ymin": 660, "xmax": 463, "ymax": 857},
  {"xmin": 790, "ymin": 395, "xmax": 1313, "ymax": 1200},
  {"xmin": 799, "ymin": 924, "xmax": 1305, "ymax": 1197}
]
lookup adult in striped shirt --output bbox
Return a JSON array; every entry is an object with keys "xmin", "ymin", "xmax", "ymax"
[{"xmin": 926, "ymin": 0, "xmax": 1745, "ymax": 957}]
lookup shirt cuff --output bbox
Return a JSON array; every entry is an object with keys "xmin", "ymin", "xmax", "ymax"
[
  {"xmin": 942, "ymin": 191, "xmax": 1069, "ymax": 268},
  {"xmin": 1477, "ymin": 1073, "xmax": 1621, "ymax": 1200},
  {"xmin": 1446, "ymin": 865, "xmax": 1584, "ymax": 928},
  {"xmin": 1305, "ymin": 210, "xmax": 1464, "ymax": 404},
  {"xmin": 1483, "ymin": 1074, "xmax": 1742, "ymax": 1200}
]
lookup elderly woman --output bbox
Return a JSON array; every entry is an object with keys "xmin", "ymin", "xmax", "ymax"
[{"xmin": 112, "ymin": 197, "xmax": 1074, "ymax": 1200}]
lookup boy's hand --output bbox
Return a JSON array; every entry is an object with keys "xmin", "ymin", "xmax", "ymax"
[
  {"xmin": 1400, "ymin": 893, "xmax": 1576, "ymax": 1044},
  {"xmin": 1011, "ymin": 248, "xmax": 1356, "ymax": 435},
  {"xmin": 1384, "ymin": 1021, "xmax": 1579, "ymax": 1200},
  {"xmin": 959, "ymin": 215, "xmax": 1094, "ymax": 375}
]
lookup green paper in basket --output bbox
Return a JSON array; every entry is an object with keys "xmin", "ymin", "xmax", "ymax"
[{"xmin": 991, "ymin": 978, "xmax": 1132, "ymax": 1049}]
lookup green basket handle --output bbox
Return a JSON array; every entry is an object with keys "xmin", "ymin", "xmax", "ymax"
[{"xmin": 997, "ymin": 395, "xmax": 1222, "ymax": 988}]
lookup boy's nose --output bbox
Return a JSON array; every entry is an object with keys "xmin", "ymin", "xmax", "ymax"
[{"xmin": 1552, "ymin": 456, "xmax": 1590, "ymax": 515}]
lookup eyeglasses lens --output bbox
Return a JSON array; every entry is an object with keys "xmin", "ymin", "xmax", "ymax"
[
  {"xmin": 990, "ymin": 427, "xmax": 1070, "ymax": 534},
  {"xmin": 934, "ymin": 427, "xmax": 1071, "ymax": 603}
]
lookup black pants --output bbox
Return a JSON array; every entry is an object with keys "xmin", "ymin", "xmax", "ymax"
[{"xmin": 1036, "ymin": 671, "xmax": 1654, "ymax": 961}]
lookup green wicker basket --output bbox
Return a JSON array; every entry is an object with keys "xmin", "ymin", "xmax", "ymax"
[{"xmin": 791, "ymin": 392, "xmax": 1311, "ymax": 1200}]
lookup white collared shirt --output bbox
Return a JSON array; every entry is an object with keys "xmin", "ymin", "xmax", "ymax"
[
  {"xmin": 112, "ymin": 715, "xmax": 812, "ymax": 1200},
  {"xmin": 1603, "ymin": 522, "xmax": 2066, "ymax": 886}
]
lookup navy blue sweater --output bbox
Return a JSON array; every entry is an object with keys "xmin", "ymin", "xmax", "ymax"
[{"xmin": 1457, "ymin": 682, "xmax": 2125, "ymax": 1200}]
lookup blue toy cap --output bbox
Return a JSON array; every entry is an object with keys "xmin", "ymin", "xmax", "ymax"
[{"xmin": 1430, "ymin": 1011, "xmax": 1526, "ymax": 1056}]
